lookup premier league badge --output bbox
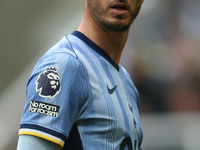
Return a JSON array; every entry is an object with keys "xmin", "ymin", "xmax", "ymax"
[{"xmin": 35, "ymin": 66, "xmax": 61, "ymax": 98}]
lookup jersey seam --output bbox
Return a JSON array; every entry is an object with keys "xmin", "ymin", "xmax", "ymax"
[{"xmin": 65, "ymin": 36, "xmax": 91, "ymax": 133}]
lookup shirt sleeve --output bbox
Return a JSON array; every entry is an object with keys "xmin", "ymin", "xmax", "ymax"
[{"xmin": 18, "ymin": 51, "xmax": 90, "ymax": 148}]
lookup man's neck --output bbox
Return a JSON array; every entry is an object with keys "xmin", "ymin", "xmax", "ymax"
[{"xmin": 77, "ymin": 10, "xmax": 129, "ymax": 65}]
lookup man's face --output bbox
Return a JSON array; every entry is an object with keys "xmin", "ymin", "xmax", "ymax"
[{"xmin": 86, "ymin": 0, "xmax": 144, "ymax": 32}]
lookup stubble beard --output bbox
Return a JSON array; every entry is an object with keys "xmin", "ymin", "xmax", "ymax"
[{"xmin": 87, "ymin": 0, "xmax": 142, "ymax": 32}]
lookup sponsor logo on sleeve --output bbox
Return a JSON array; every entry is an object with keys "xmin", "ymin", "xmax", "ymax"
[
  {"xmin": 35, "ymin": 66, "xmax": 61, "ymax": 98},
  {"xmin": 29, "ymin": 100, "xmax": 60, "ymax": 117}
]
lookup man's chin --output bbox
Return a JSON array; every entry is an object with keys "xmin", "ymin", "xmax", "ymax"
[{"xmin": 101, "ymin": 19, "xmax": 132, "ymax": 32}]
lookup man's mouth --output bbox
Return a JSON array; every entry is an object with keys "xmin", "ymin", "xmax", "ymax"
[{"xmin": 111, "ymin": 4, "xmax": 129, "ymax": 11}]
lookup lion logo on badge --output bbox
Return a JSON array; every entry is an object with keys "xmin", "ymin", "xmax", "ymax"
[{"xmin": 35, "ymin": 66, "xmax": 61, "ymax": 98}]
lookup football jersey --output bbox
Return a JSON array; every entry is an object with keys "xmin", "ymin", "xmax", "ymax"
[{"xmin": 19, "ymin": 31, "xmax": 143, "ymax": 150}]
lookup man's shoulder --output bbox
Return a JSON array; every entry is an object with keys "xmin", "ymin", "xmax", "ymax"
[
  {"xmin": 119, "ymin": 66, "xmax": 131, "ymax": 78},
  {"xmin": 31, "ymin": 36, "xmax": 88, "ymax": 78},
  {"xmin": 34, "ymin": 36, "xmax": 84, "ymax": 69},
  {"xmin": 45, "ymin": 36, "xmax": 78, "ymax": 59}
]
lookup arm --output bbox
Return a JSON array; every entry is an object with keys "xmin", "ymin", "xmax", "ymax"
[
  {"xmin": 18, "ymin": 48, "xmax": 89, "ymax": 149},
  {"xmin": 17, "ymin": 135, "xmax": 60, "ymax": 150}
]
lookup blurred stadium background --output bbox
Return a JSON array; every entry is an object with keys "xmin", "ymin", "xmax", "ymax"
[{"xmin": 0, "ymin": 0, "xmax": 200, "ymax": 150}]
